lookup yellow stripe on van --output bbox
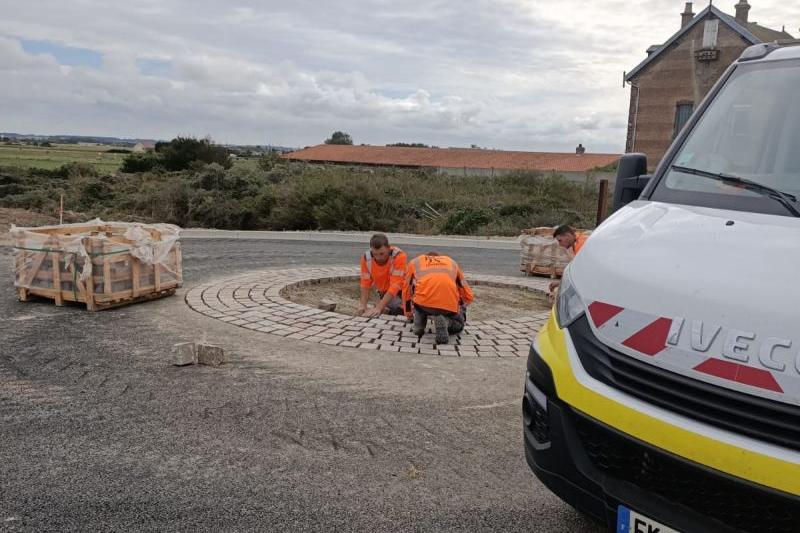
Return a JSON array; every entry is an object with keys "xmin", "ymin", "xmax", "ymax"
[{"xmin": 537, "ymin": 310, "xmax": 800, "ymax": 496}]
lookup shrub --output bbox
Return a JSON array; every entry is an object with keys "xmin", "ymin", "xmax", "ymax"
[
  {"xmin": 440, "ymin": 207, "xmax": 493, "ymax": 234},
  {"xmin": 121, "ymin": 152, "xmax": 161, "ymax": 173},
  {"xmin": 156, "ymin": 137, "xmax": 231, "ymax": 171},
  {"xmin": 54, "ymin": 162, "xmax": 99, "ymax": 179}
]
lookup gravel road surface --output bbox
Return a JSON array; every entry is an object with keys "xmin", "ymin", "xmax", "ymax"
[{"xmin": 0, "ymin": 239, "xmax": 600, "ymax": 532}]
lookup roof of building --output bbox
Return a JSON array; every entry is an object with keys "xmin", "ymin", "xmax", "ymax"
[
  {"xmin": 626, "ymin": 4, "xmax": 793, "ymax": 81},
  {"xmin": 282, "ymin": 145, "xmax": 620, "ymax": 173},
  {"xmin": 746, "ymin": 21, "xmax": 793, "ymax": 42}
]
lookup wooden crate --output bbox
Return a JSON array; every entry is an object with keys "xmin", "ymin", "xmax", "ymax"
[{"xmin": 11, "ymin": 220, "xmax": 182, "ymax": 311}]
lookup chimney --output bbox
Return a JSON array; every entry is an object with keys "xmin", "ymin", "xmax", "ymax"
[
  {"xmin": 681, "ymin": 2, "xmax": 695, "ymax": 28},
  {"xmin": 735, "ymin": 0, "xmax": 751, "ymax": 24}
]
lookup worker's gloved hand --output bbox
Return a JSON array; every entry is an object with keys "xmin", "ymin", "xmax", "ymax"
[{"xmin": 363, "ymin": 307, "xmax": 383, "ymax": 318}]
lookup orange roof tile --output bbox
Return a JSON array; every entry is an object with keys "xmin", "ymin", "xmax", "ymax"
[{"xmin": 283, "ymin": 145, "xmax": 619, "ymax": 173}]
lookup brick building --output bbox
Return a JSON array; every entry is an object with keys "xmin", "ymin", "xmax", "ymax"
[{"xmin": 624, "ymin": 1, "xmax": 792, "ymax": 168}]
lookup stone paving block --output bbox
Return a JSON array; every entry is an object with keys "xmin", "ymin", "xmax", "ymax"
[
  {"xmin": 358, "ymin": 343, "xmax": 379, "ymax": 350},
  {"xmin": 197, "ymin": 344, "xmax": 228, "ymax": 366},
  {"xmin": 378, "ymin": 344, "xmax": 400, "ymax": 352},
  {"xmin": 374, "ymin": 338, "xmax": 395, "ymax": 346},
  {"xmin": 172, "ymin": 342, "xmax": 196, "ymax": 366},
  {"xmin": 321, "ymin": 338, "xmax": 341, "ymax": 346},
  {"xmin": 399, "ymin": 347, "xmax": 419, "ymax": 354},
  {"xmin": 339, "ymin": 341, "xmax": 360, "ymax": 348}
]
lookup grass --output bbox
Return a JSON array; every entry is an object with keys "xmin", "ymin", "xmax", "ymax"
[{"xmin": 0, "ymin": 144, "xmax": 125, "ymax": 174}]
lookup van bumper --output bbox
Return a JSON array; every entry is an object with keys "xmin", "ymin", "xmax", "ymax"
[{"xmin": 523, "ymin": 344, "xmax": 800, "ymax": 533}]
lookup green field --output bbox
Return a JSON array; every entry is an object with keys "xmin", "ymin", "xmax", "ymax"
[{"xmin": 0, "ymin": 143, "xmax": 126, "ymax": 174}]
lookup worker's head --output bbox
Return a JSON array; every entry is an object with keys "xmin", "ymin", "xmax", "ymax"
[
  {"xmin": 553, "ymin": 225, "xmax": 577, "ymax": 249},
  {"xmin": 369, "ymin": 233, "xmax": 391, "ymax": 264}
]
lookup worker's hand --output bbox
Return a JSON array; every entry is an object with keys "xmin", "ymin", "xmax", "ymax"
[
  {"xmin": 549, "ymin": 280, "xmax": 561, "ymax": 293},
  {"xmin": 363, "ymin": 306, "xmax": 382, "ymax": 318},
  {"xmin": 356, "ymin": 305, "xmax": 367, "ymax": 316}
]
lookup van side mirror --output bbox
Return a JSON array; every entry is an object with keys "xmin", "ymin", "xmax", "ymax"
[{"xmin": 613, "ymin": 153, "xmax": 651, "ymax": 211}]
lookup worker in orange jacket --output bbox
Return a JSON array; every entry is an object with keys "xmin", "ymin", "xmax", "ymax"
[
  {"xmin": 358, "ymin": 234, "xmax": 407, "ymax": 318},
  {"xmin": 549, "ymin": 224, "xmax": 589, "ymax": 294},
  {"xmin": 402, "ymin": 252, "xmax": 474, "ymax": 344}
]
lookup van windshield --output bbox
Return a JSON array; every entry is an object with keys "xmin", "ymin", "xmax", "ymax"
[{"xmin": 652, "ymin": 58, "xmax": 800, "ymax": 215}]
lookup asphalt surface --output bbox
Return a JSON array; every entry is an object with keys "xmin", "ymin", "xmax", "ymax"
[{"xmin": 0, "ymin": 239, "xmax": 601, "ymax": 532}]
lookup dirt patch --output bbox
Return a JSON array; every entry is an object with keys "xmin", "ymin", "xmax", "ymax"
[{"xmin": 283, "ymin": 278, "xmax": 551, "ymax": 321}]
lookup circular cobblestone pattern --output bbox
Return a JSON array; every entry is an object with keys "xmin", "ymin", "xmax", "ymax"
[{"xmin": 185, "ymin": 267, "xmax": 552, "ymax": 358}]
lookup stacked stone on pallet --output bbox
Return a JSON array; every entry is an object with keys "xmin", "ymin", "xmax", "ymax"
[{"xmin": 519, "ymin": 227, "xmax": 575, "ymax": 278}]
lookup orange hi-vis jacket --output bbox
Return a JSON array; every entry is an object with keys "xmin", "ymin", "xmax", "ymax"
[
  {"xmin": 402, "ymin": 254, "xmax": 474, "ymax": 315},
  {"xmin": 360, "ymin": 246, "xmax": 407, "ymax": 296},
  {"xmin": 573, "ymin": 233, "xmax": 589, "ymax": 255}
]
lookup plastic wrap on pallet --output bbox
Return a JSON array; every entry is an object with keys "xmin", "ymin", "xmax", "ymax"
[
  {"xmin": 519, "ymin": 226, "xmax": 591, "ymax": 278},
  {"xmin": 10, "ymin": 219, "xmax": 182, "ymax": 308}
]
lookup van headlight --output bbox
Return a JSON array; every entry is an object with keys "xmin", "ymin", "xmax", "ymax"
[{"xmin": 556, "ymin": 268, "xmax": 585, "ymax": 329}]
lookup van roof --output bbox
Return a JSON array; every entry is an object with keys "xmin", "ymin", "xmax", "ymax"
[{"xmin": 739, "ymin": 41, "xmax": 800, "ymax": 63}]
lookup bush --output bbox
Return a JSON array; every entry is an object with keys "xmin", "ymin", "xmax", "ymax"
[
  {"xmin": 256, "ymin": 151, "xmax": 282, "ymax": 172},
  {"xmin": 54, "ymin": 162, "xmax": 99, "ymax": 179},
  {"xmin": 440, "ymin": 207, "xmax": 493, "ymax": 234},
  {"xmin": 156, "ymin": 137, "xmax": 231, "ymax": 171},
  {"xmin": 121, "ymin": 152, "xmax": 161, "ymax": 173},
  {"xmin": 0, "ymin": 161, "xmax": 602, "ymax": 235}
]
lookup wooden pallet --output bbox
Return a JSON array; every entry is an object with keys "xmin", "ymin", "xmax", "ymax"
[{"xmin": 13, "ymin": 222, "xmax": 182, "ymax": 311}]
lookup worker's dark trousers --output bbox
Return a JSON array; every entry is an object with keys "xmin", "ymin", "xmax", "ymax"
[
  {"xmin": 412, "ymin": 304, "xmax": 466, "ymax": 335},
  {"xmin": 377, "ymin": 291, "xmax": 403, "ymax": 315}
]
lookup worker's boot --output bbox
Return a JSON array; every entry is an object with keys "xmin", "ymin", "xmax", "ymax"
[
  {"xmin": 434, "ymin": 315, "xmax": 450, "ymax": 345},
  {"xmin": 412, "ymin": 310, "xmax": 427, "ymax": 338}
]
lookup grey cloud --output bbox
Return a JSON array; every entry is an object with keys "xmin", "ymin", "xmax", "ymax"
[{"xmin": 0, "ymin": 1, "xmax": 796, "ymax": 151}]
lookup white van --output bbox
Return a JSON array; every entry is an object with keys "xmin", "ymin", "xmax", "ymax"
[{"xmin": 523, "ymin": 42, "xmax": 800, "ymax": 532}]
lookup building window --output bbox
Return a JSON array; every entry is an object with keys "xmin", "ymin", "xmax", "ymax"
[
  {"xmin": 702, "ymin": 19, "xmax": 719, "ymax": 48},
  {"xmin": 674, "ymin": 102, "xmax": 694, "ymax": 138}
]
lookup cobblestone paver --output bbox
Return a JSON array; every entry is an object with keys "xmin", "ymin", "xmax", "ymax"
[{"xmin": 185, "ymin": 267, "xmax": 552, "ymax": 358}]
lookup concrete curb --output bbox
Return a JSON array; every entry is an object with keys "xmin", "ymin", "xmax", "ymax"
[{"xmin": 181, "ymin": 229, "xmax": 521, "ymax": 250}]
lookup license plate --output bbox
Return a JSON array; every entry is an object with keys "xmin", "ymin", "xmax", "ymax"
[{"xmin": 617, "ymin": 505, "xmax": 680, "ymax": 533}]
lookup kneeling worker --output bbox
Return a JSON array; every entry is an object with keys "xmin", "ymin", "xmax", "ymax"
[
  {"xmin": 358, "ymin": 234, "xmax": 407, "ymax": 318},
  {"xmin": 403, "ymin": 252, "xmax": 474, "ymax": 344}
]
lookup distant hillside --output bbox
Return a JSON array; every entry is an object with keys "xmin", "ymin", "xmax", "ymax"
[{"xmin": 1, "ymin": 132, "xmax": 160, "ymax": 147}]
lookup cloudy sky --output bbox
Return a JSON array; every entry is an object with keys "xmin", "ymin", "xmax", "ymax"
[{"xmin": 1, "ymin": 1, "xmax": 798, "ymax": 152}]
